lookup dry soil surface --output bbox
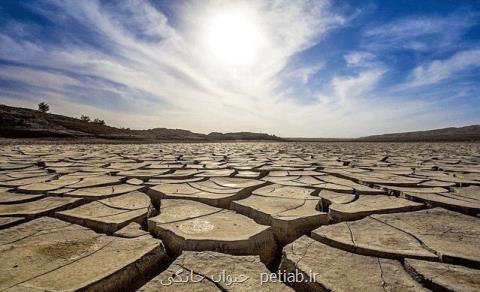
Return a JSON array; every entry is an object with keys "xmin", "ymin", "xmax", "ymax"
[{"xmin": 0, "ymin": 142, "xmax": 479, "ymax": 291}]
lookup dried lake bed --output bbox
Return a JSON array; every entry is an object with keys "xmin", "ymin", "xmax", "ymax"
[{"xmin": 0, "ymin": 142, "xmax": 479, "ymax": 291}]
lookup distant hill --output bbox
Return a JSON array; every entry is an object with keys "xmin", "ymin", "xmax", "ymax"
[
  {"xmin": 1, "ymin": 104, "xmax": 478, "ymax": 142},
  {"xmin": 0, "ymin": 104, "xmax": 283, "ymax": 141},
  {"xmin": 358, "ymin": 125, "xmax": 480, "ymax": 142},
  {"xmin": 207, "ymin": 132, "xmax": 280, "ymax": 141}
]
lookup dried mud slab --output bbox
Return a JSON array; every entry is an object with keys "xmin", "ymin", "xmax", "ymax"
[
  {"xmin": 0, "ymin": 191, "xmax": 44, "ymax": 204},
  {"xmin": 0, "ymin": 216, "xmax": 25, "ymax": 229},
  {"xmin": 67, "ymin": 175, "xmax": 125, "ymax": 189},
  {"xmin": 116, "ymin": 169, "xmax": 171, "ymax": 179},
  {"xmin": 0, "ymin": 163, "xmax": 33, "ymax": 170},
  {"xmin": 419, "ymin": 180, "xmax": 457, "ymax": 188},
  {"xmin": 402, "ymin": 191, "xmax": 480, "ymax": 215},
  {"xmin": 194, "ymin": 169, "xmax": 235, "ymax": 177},
  {"xmin": 145, "ymin": 177, "xmax": 205, "ymax": 185},
  {"xmin": 65, "ymin": 184, "xmax": 144, "ymax": 201},
  {"xmin": 326, "ymin": 169, "xmax": 427, "ymax": 186},
  {"xmin": 109, "ymin": 162, "xmax": 151, "ymax": 171},
  {"xmin": 453, "ymin": 186, "xmax": 480, "ymax": 200},
  {"xmin": 0, "ymin": 196, "xmax": 82, "ymax": 219},
  {"xmin": 0, "ymin": 186, "xmax": 12, "ymax": 192},
  {"xmin": 0, "ymin": 217, "xmax": 168, "ymax": 291},
  {"xmin": 17, "ymin": 177, "xmax": 81, "ymax": 194},
  {"xmin": 312, "ymin": 208, "xmax": 480, "ymax": 266},
  {"xmin": 154, "ymin": 169, "xmax": 204, "ymax": 179},
  {"xmin": 317, "ymin": 189, "xmax": 356, "ymax": 205},
  {"xmin": 148, "ymin": 178, "xmax": 267, "ymax": 208},
  {"xmin": 139, "ymin": 251, "xmax": 293, "ymax": 291},
  {"xmin": 413, "ymin": 171, "xmax": 480, "ymax": 186},
  {"xmin": 148, "ymin": 199, "xmax": 276, "ymax": 265},
  {"xmin": 262, "ymin": 175, "xmax": 354, "ymax": 193},
  {"xmin": 405, "ymin": 259, "xmax": 480, "ymax": 291},
  {"xmin": 232, "ymin": 184, "xmax": 327, "ymax": 243},
  {"xmin": 234, "ymin": 170, "xmax": 263, "ymax": 178},
  {"xmin": 0, "ymin": 170, "xmax": 50, "ymax": 182},
  {"xmin": 0, "ymin": 174, "xmax": 58, "ymax": 188},
  {"xmin": 327, "ymin": 195, "xmax": 424, "ymax": 221},
  {"xmin": 57, "ymin": 191, "xmax": 154, "ymax": 234},
  {"xmin": 279, "ymin": 236, "xmax": 425, "ymax": 291},
  {"xmin": 268, "ymin": 170, "xmax": 321, "ymax": 176},
  {"xmin": 316, "ymin": 175, "xmax": 386, "ymax": 195},
  {"xmin": 380, "ymin": 185, "xmax": 449, "ymax": 195},
  {"xmin": 126, "ymin": 178, "xmax": 144, "ymax": 185},
  {"xmin": 113, "ymin": 222, "xmax": 151, "ymax": 238},
  {"xmin": 1, "ymin": 142, "xmax": 480, "ymax": 290}
]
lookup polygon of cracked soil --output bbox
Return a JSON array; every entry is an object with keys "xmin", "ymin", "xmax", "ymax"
[
  {"xmin": 139, "ymin": 251, "xmax": 293, "ymax": 291},
  {"xmin": 402, "ymin": 191, "xmax": 480, "ymax": 215},
  {"xmin": 148, "ymin": 199, "xmax": 277, "ymax": 265},
  {"xmin": 326, "ymin": 194, "xmax": 425, "ymax": 221},
  {"xmin": 231, "ymin": 184, "xmax": 328, "ymax": 244},
  {"xmin": 0, "ymin": 196, "xmax": 83, "ymax": 219},
  {"xmin": 324, "ymin": 169, "xmax": 427, "ymax": 186},
  {"xmin": 0, "ymin": 174, "xmax": 58, "ymax": 188},
  {"xmin": 0, "ymin": 142, "xmax": 479, "ymax": 291},
  {"xmin": 113, "ymin": 221, "xmax": 151, "ymax": 238},
  {"xmin": 312, "ymin": 208, "xmax": 480, "ymax": 266},
  {"xmin": 147, "ymin": 177, "xmax": 267, "ymax": 208},
  {"xmin": 279, "ymin": 235, "xmax": 426, "ymax": 291},
  {"xmin": 15, "ymin": 175, "xmax": 130, "ymax": 195},
  {"xmin": 56, "ymin": 191, "xmax": 155, "ymax": 234},
  {"xmin": 404, "ymin": 259, "xmax": 480, "ymax": 291},
  {"xmin": 315, "ymin": 174, "xmax": 387, "ymax": 194},
  {"xmin": 64, "ymin": 184, "xmax": 144, "ymax": 201},
  {"xmin": 262, "ymin": 175, "xmax": 354, "ymax": 193},
  {"xmin": 0, "ymin": 191, "xmax": 44, "ymax": 204},
  {"xmin": 0, "ymin": 217, "xmax": 168, "ymax": 291}
]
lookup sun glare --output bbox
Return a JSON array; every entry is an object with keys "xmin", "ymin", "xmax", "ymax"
[{"xmin": 202, "ymin": 8, "xmax": 264, "ymax": 68}]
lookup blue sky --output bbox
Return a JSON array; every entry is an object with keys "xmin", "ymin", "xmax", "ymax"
[{"xmin": 0, "ymin": 0, "xmax": 479, "ymax": 137}]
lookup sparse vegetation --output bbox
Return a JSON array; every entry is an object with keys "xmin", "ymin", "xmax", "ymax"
[
  {"xmin": 92, "ymin": 118, "xmax": 106, "ymax": 125},
  {"xmin": 80, "ymin": 115, "xmax": 91, "ymax": 122},
  {"xmin": 38, "ymin": 102, "xmax": 50, "ymax": 113}
]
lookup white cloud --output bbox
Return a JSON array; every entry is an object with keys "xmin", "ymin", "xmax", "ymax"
[
  {"xmin": 363, "ymin": 13, "xmax": 476, "ymax": 52},
  {"xmin": 0, "ymin": 0, "xmax": 349, "ymax": 134},
  {"xmin": 0, "ymin": 1, "xmax": 478, "ymax": 137},
  {"xmin": 285, "ymin": 62, "xmax": 325, "ymax": 84},
  {"xmin": 331, "ymin": 68, "xmax": 385, "ymax": 103},
  {"xmin": 411, "ymin": 49, "xmax": 480, "ymax": 86},
  {"xmin": 344, "ymin": 51, "xmax": 376, "ymax": 67}
]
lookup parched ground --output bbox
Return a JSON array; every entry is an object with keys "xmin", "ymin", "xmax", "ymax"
[{"xmin": 0, "ymin": 142, "xmax": 479, "ymax": 291}]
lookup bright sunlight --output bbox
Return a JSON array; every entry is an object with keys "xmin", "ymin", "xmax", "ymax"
[{"xmin": 202, "ymin": 6, "xmax": 264, "ymax": 68}]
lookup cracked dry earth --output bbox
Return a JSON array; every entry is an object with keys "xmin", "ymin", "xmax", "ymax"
[{"xmin": 0, "ymin": 142, "xmax": 479, "ymax": 291}]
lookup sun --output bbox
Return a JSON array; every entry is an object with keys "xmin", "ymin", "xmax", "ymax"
[{"xmin": 202, "ymin": 7, "xmax": 264, "ymax": 68}]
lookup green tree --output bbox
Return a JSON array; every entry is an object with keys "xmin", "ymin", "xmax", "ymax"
[
  {"xmin": 38, "ymin": 102, "xmax": 50, "ymax": 113},
  {"xmin": 80, "ymin": 115, "xmax": 91, "ymax": 122},
  {"xmin": 92, "ymin": 118, "xmax": 106, "ymax": 125}
]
